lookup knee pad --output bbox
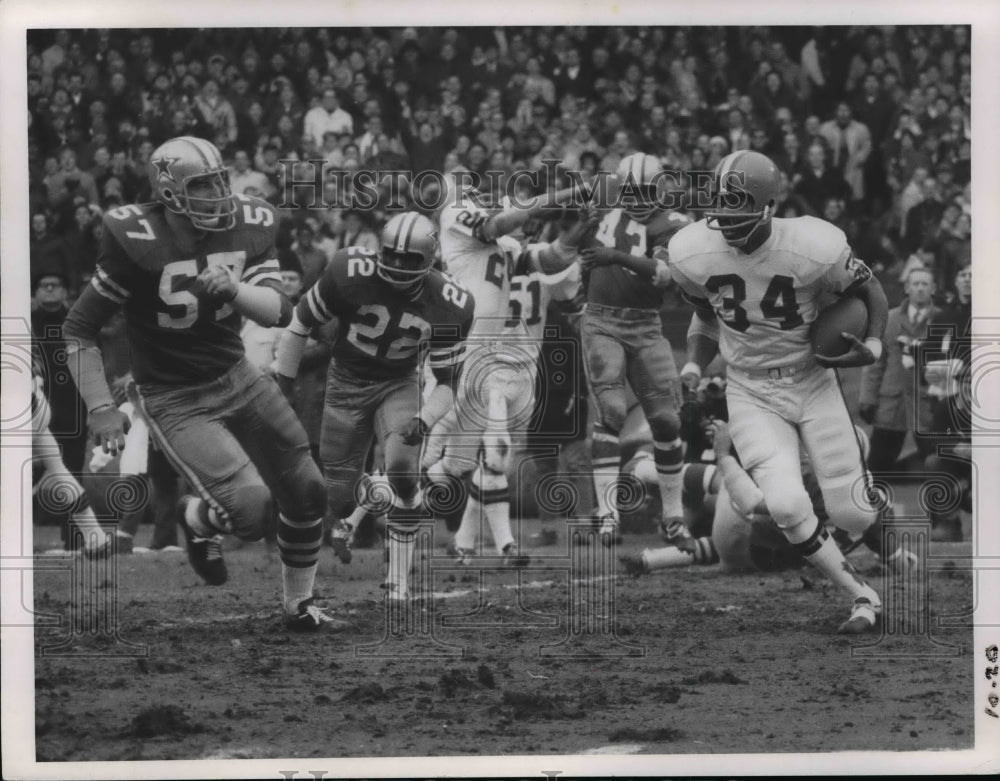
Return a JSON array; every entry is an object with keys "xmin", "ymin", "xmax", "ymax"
[
  {"xmin": 230, "ymin": 484, "xmax": 273, "ymax": 541},
  {"xmin": 764, "ymin": 488, "xmax": 815, "ymax": 532},
  {"xmin": 824, "ymin": 483, "xmax": 878, "ymax": 535}
]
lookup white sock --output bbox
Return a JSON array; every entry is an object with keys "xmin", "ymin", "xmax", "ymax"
[
  {"xmin": 454, "ymin": 495, "xmax": 481, "ymax": 551},
  {"xmin": 387, "ymin": 529, "xmax": 416, "ymax": 595},
  {"xmin": 654, "ymin": 438, "xmax": 684, "ymax": 519},
  {"xmin": 788, "ymin": 516, "xmax": 878, "ymax": 603},
  {"xmin": 282, "ymin": 564, "xmax": 317, "ymax": 614}
]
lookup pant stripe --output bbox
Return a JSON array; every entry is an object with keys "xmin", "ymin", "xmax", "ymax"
[{"xmin": 133, "ymin": 386, "xmax": 229, "ymax": 522}]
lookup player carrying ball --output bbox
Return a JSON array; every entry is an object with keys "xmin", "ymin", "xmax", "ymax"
[{"xmin": 665, "ymin": 150, "xmax": 911, "ymax": 634}]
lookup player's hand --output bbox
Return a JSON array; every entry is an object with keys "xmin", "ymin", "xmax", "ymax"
[
  {"xmin": 579, "ymin": 246, "xmax": 621, "ymax": 270},
  {"xmin": 680, "ymin": 362, "xmax": 702, "ymax": 393},
  {"xmin": 398, "ymin": 416, "xmax": 430, "ymax": 446},
  {"xmin": 858, "ymin": 403, "xmax": 877, "ymax": 425},
  {"xmin": 198, "ymin": 264, "xmax": 239, "ymax": 303},
  {"xmin": 707, "ymin": 419, "xmax": 732, "ymax": 461},
  {"xmin": 90, "ymin": 405, "xmax": 131, "ymax": 455},
  {"xmin": 815, "ymin": 333, "xmax": 876, "ymax": 368}
]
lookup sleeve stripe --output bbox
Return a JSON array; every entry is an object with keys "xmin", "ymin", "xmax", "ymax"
[
  {"xmin": 428, "ymin": 345, "xmax": 466, "ymax": 366},
  {"xmin": 305, "ymin": 287, "xmax": 333, "ymax": 323},
  {"xmin": 95, "ymin": 268, "xmax": 131, "ymax": 300},
  {"xmin": 244, "ymin": 270, "xmax": 283, "ymax": 286},
  {"xmin": 91, "ymin": 275, "xmax": 126, "ymax": 304},
  {"xmin": 241, "ymin": 258, "xmax": 280, "ymax": 282}
]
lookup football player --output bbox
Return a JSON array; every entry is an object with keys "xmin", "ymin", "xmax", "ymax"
[
  {"xmin": 62, "ymin": 136, "xmax": 337, "ymax": 632},
  {"xmin": 665, "ymin": 150, "xmax": 902, "ymax": 633},
  {"xmin": 443, "ymin": 232, "xmax": 586, "ymax": 563},
  {"xmin": 577, "ymin": 152, "xmax": 692, "ymax": 548},
  {"xmin": 273, "ymin": 212, "xmax": 475, "ymax": 601},
  {"xmin": 424, "ymin": 177, "xmax": 593, "ymax": 565}
]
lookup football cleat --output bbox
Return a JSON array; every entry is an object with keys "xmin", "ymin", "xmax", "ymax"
[
  {"xmin": 284, "ymin": 598, "xmax": 351, "ymax": 633},
  {"xmin": 82, "ymin": 532, "xmax": 113, "ymax": 560},
  {"xmin": 660, "ymin": 516, "xmax": 696, "ymax": 553},
  {"xmin": 177, "ymin": 499, "xmax": 227, "ymax": 586},
  {"xmin": 836, "ymin": 596, "xmax": 882, "ymax": 635},
  {"xmin": 501, "ymin": 542, "xmax": 530, "ymax": 568},
  {"xmin": 112, "ymin": 533, "xmax": 134, "ymax": 556},
  {"xmin": 450, "ymin": 543, "xmax": 476, "ymax": 566},
  {"xmin": 618, "ymin": 553, "xmax": 649, "ymax": 577},
  {"xmin": 598, "ymin": 514, "xmax": 622, "ymax": 547}
]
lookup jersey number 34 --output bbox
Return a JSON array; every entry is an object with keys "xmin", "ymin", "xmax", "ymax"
[{"xmin": 706, "ymin": 273, "xmax": 803, "ymax": 332}]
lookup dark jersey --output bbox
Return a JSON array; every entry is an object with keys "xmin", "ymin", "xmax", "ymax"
[
  {"xmin": 71, "ymin": 195, "xmax": 282, "ymax": 385},
  {"xmin": 296, "ymin": 246, "xmax": 475, "ymax": 381},
  {"xmin": 585, "ymin": 208, "xmax": 691, "ymax": 310}
]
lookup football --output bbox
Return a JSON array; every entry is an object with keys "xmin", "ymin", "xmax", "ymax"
[{"xmin": 809, "ymin": 297, "xmax": 869, "ymax": 357}]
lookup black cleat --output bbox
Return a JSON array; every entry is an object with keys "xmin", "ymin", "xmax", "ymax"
[{"xmin": 177, "ymin": 498, "xmax": 227, "ymax": 586}]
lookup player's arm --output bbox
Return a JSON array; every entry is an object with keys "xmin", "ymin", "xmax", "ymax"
[
  {"xmin": 815, "ymin": 252, "xmax": 889, "ymax": 369},
  {"xmin": 670, "ymin": 262, "xmax": 720, "ymax": 390},
  {"xmin": 528, "ymin": 208, "xmax": 601, "ymax": 274},
  {"xmin": 199, "ymin": 254, "xmax": 292, "ymax": 328},
  {"xmin": 62, "ymin": 232, "xmax": 133, "ymax": 454},
  {"xmin": 482, "ymin": 182, "xmax": 591, "ymax": 244},
  {"xmin": 708, "ymin": 421, "xmax": 768, "ymax": 520},
  {"xmin": 399, "ymin": 306, "xmax": 474, "ymax": 445},
  {"xmin": 272, "ymin": 265, "xmax": 341, "ymax": 384}
]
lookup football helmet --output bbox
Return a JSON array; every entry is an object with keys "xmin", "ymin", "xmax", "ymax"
[
  {"xmin": 378, "ymin": 212, "xmax": 438, "ymax": 289},
  {"xmin": 616, "ymin": 152, "xmax": 663, "ymax": 221},
  {"xmin": 149, "ymin": 136, "xmax": 237, "ymax": 231},
  {"xmin": 705, "ymin": 151, "xmax": 781, "ymax": 247}
]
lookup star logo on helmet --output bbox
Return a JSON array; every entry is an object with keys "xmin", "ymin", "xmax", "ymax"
[{"xmin": 152, "ymin": 156, "xmax": 177, "ymax": 181}]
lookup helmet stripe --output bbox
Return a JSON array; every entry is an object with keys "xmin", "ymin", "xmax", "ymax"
[
  {"xmin": 182, "ymin": 136, "xmax": 212, "ymax": 168},
  {"xmin": 717, "ymin": 151, "xmax": 749, "ymax": 188},
  {"xmin": 397, "ymin": 213, "xmax": 418, "ymax": 253}
]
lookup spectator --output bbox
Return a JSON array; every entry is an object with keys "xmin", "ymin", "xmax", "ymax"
[
  {"xmin": 30, "ymin": 213, "xmax": 76, "ymax": 295},
  {"xmin": 31, "ymin": 270, "xmax": 90, "ymax": 548},
  {"xmin": 44, "ymin": 147, "xmax": 100, "ymax": 212},
  {"xmin": 292, "ymin": 223, "xmax": 329, "ymax": 290},
  {"xmin": 859, "ymin": 267, "xmax": 939, "ymax": 475},
  {"xmin": 818, "ymin": 101, "xmax": 872, "ymax": 201},
  {"xmin": 228, "ymin": 148, "xmax": 274, "ymax": 198},
  {"xmin": 903, "ymin": 176, "xmax": 944, "ymax": 254},
  {"xmin": 336, "ymin": 208, "xmax": 379, "ymax": 255},
  {"xmin": 193, "ymin": 78, "xmax": 238, "ymax": 152},
  {"xmin": 918, "ymin": 261, "xmax": 972, "ymax": 541},
  {"xmin": 793, "ymin": 142, "xmax": 850, "ymax": 215},
  {"xmin": 303, "ymin": 87, "xmax": 353, "ymax": 151}
]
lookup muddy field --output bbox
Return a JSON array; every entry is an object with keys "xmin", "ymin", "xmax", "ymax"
[{"xmin": 29, "ymin": 516, "xmax": 974, "ymax": 763}]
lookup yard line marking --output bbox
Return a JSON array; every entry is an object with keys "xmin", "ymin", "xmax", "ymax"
[{"xmin": 582, "ymin": 743, "xmax": 646, "ymax": 754}]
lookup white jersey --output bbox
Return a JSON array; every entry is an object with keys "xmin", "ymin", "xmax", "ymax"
[
  {"xmin": 667, "ymin": 216, "xmax": 871, "ymax": 371},
  {"xmin": 504, "ymin": 253, "xmax": 581, "ymax": 378},
  {"xmin": 439, "ymin": 201, "xmax": 514, "ymax": 335}
]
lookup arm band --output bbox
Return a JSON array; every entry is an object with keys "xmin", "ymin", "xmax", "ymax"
[{"xmin": 272, "ymin": 311, "xmax": 309, "ymax": 378}]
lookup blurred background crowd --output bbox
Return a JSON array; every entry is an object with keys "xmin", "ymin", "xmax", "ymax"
[{"xmin": 27, "ymin": 25, "xmax": 974, "ymax": 546}]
